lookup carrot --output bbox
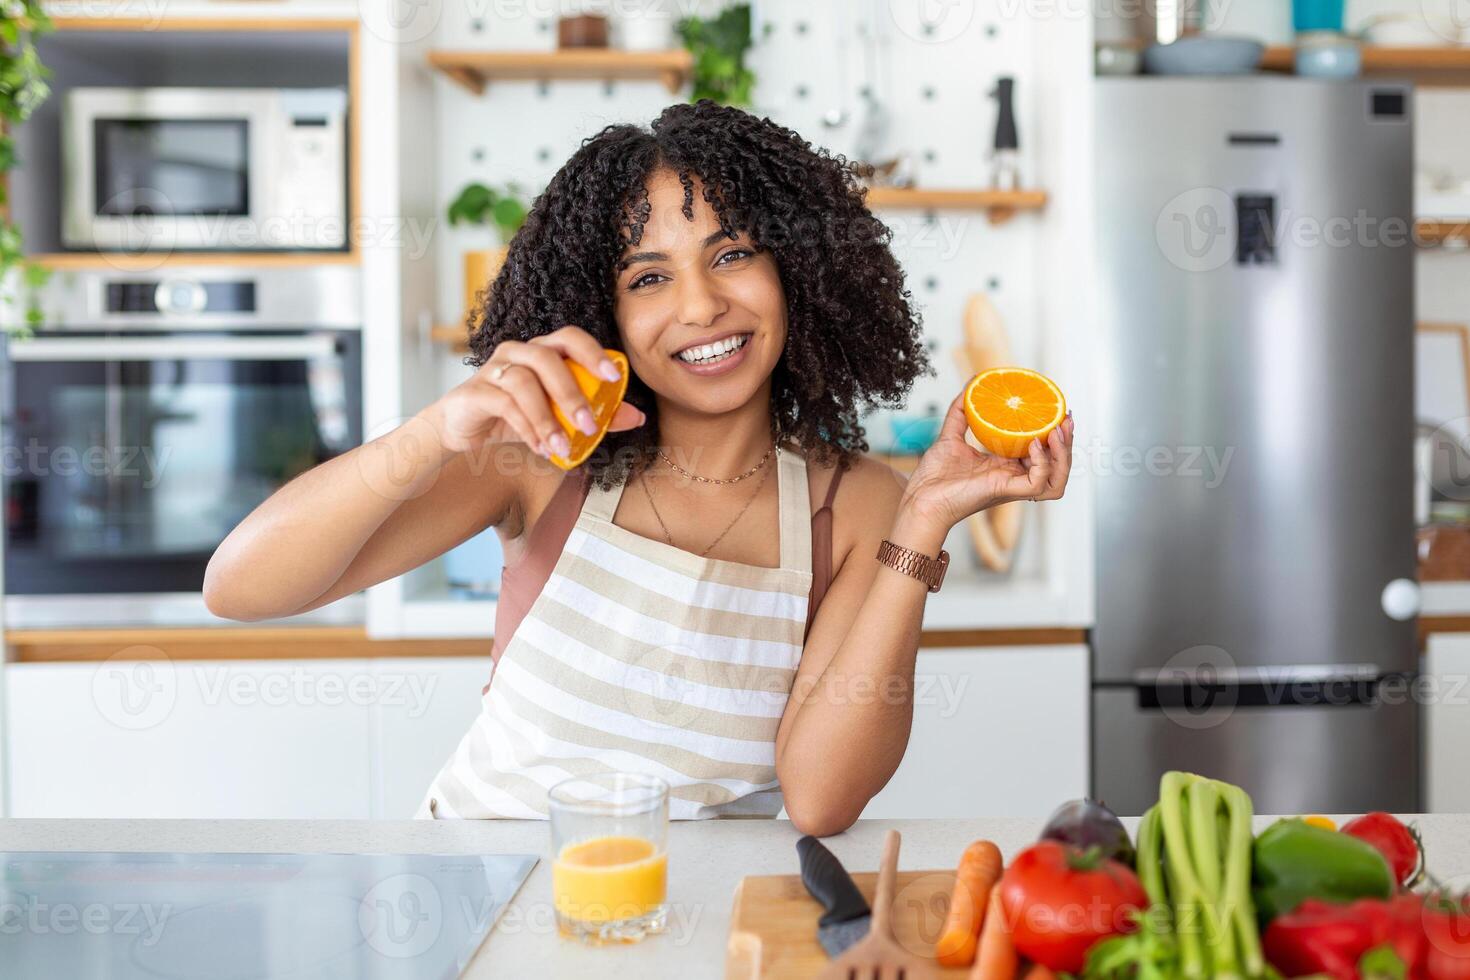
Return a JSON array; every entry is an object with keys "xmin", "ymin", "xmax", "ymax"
[
  {"xmin": 969, "ymin": 885, "xmax": 1018, "ymax": 980},
  {"xmin": 1020, "ymin": 964, "xmax": 1056, "ymax": 980},
  {"xmin": 936, "ymin": 840, "xmax": 1005, "ymax": 967}
]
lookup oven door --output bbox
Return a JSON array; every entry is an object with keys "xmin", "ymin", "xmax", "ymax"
[{"xmin": 2, "ymin": 331, "xmax": 361, "ymax": 595}]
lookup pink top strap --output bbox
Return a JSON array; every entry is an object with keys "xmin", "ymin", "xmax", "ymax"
[{"xmin": 488, "ymin": 463, "xmax": 846, "ymax": 670}]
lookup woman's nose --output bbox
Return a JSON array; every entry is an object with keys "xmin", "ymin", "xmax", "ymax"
[{"xmin": 673, "ymin": 267, "xmax": 728, "ymax": 328}]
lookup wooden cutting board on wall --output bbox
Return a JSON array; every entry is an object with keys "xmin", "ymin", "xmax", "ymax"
[{"xmin": 725, "ymin": 869, "xmax": 972, "ymax": 979}]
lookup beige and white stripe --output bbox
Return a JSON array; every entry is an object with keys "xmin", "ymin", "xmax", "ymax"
[{"xmin": 418, "ymin": 448, "xmax": 814, "ymax": 820}]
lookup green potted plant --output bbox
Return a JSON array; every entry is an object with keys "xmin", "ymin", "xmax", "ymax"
[
  {"xmin": 1, "ymin": 1, "xmax": 53, "ymax": 336},
  {"xmin": 677, "ymin": 3, "xmax": 754, "ymax": 107},
  {"xmin": 446, "ymin": 181, "xmax": 528, "ymax": 317}
]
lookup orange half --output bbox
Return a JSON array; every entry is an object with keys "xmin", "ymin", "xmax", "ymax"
[
  {"xmin": 549, "ymin": 349, "xmax": 629, "ymax": 470},
  {"xmin": 963, "ymin": 366, "xmax": 1066, "ymax": 458}
]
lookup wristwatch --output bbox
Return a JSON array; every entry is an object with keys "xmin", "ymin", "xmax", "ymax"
[{"xmin": 876, "ymin": 540, "xmax": 949, "ymax": 593}]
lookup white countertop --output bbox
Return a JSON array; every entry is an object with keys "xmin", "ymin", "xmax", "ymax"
[{"xmin": 4, "ymin": 815, "xmax": 1468, "ymax": 977}]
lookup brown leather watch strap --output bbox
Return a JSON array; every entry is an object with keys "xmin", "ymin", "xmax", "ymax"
[{"xmin": 875, "ymin": 540, "xmax": 950, "ymax": 592}]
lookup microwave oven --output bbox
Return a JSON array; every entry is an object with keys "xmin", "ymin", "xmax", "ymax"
[{"xmin": 62, "ymin": 87, "xmax": 348, "ymax": 252}]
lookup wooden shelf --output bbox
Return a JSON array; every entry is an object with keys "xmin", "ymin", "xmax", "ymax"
[
  {"xmin": 29, "ymin": 252, "xmax": 361, "ymax": 271},
  {"xmin": 1417, "ymin": 219, "xmax": 1470, "ymax": 247},
  {"xmin": 862, "ymin": 187, "xmax": 1047, "ymax": 224},
  {"xmin": 1261, "ymin": 44, "xmax": 1470, "ymax": 84},
  {"xmin": 431, "ymin": 323, "xmax": 472, "ymax": 352},
  {"xmin": 427, "ymin": 49, "xmax": 693, "ymax": 95}
]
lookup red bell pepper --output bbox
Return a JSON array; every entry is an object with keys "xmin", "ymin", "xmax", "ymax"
[
  {"xmin": 1263, "ymin": 895, "xmax": 1430, "ymax": 979},
  {"xmin": 1423, "ymin": 899, "xmax": 1470, "ymax": 980}
]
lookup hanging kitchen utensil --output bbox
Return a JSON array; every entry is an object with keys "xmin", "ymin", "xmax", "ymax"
[{"xmin": 989, "ymin": 77, "xmax": 1019, "ymax": 193}]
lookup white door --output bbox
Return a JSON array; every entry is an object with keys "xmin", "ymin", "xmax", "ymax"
[{"xmin": 862, "ymin": 644, "xmax": 1090, "ymax": 818}]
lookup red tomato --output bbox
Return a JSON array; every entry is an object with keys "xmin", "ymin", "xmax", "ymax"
[
  {"xmin": 997, "ymin": 840, "xmax": 1148, "ymax": 973},
  {"xmin": 1342, "ymin": 812, "xmax": 1423, "ymax": 888}
]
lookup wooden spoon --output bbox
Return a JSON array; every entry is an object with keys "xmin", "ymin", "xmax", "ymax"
[{"xmin": 816, "ymin": 830, "xmax": 937, "ymax": 980}]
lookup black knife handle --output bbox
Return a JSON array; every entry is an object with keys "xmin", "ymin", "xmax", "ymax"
[{"xmin": 797, "ymin": 835, "xmax": 871, "ymax": 927}]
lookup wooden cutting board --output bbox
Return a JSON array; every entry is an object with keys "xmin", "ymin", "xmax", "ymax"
[{"xmin": 725, "ymin": 868, "xmax": 973, "ymax": 979}]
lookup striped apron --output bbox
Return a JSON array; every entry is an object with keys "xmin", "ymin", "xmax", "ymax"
[{"xmin": 418, "ymin": 448, "xmax": 813, "ymax": 820}]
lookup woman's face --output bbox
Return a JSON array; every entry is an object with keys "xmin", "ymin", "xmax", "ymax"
[{"xmin": 613, "ymin": 168, "xmax": 787, "ymax": 418}]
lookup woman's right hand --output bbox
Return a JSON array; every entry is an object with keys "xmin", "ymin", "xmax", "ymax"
[{"xmin": 423, "ymin": 326, "xmax": 646, "ymax": 456}]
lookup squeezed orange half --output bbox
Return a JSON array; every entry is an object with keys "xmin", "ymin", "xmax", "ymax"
[
  {"xmin": 963, "ymin": 366, "xmax": 1067, "ymax": 458},
  {"xmin": 549, "ymin": 349, "xmax": 629, "ymax": 470},
  {"xmin": 552, "ymin": 835, "xmax": 668, "ymax": 924}
]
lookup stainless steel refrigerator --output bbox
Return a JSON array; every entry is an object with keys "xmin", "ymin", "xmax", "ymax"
[{"xmin": 1092, "ymin": 78, "xmax": 1419, "ymax": 816}]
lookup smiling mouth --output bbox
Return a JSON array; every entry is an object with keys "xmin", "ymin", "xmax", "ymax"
[{"xmin": 673, "ymin": 333, "xmax": 752, "ymax": 366}]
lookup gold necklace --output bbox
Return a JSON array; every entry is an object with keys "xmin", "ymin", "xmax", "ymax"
[
  {"xmin": 640, "ymin": 450, "xmax": 776, "ymax": 558},
  {"xmin": 656, "ymin": 445, "xmax": 773, "ymax": 485}
]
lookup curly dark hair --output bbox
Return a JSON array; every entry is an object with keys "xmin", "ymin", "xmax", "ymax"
[{"xmin": 466, "ymin": 99, "xmax": 929, "ymax": 487}]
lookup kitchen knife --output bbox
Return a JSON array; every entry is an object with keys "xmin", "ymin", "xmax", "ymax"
[{"xmin": 796, "ymin": 835, "xmax": 871, "ymax": 958}]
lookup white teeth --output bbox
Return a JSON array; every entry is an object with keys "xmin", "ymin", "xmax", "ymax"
[{"xmin": 677, "ymin": 334, "xmax": 749, "ymax": 364}]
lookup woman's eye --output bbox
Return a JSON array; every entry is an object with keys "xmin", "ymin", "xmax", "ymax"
[
  {"xmin": 717, "ymin": 248, "xmax": 753, "ymax": 265},
  {"xmin": 628, "ymin": 272, "xmax": 666, "ymax": 290}
]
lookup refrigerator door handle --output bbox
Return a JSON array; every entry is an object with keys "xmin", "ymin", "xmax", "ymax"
[
  {"xmin": 1131, "ymin": 674, "xmax": 1412, "ymax": 711},
  {"xmin": 1132, "ymin": 663, "xmax": 1382, "ymax": 686}
]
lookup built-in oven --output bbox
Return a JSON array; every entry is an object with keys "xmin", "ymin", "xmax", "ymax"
[
  {"xmin": 62, "ymin": 87, "xmax": 348, "ymax": 251},
  {"xmin": 1, "ymin": 267, "xmax": 361, "ymax": 605}
]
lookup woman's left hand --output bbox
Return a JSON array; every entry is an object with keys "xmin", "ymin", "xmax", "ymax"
[{"xmin": 900, "ymin": 392, "xmax": 1074, "ymax": 533}]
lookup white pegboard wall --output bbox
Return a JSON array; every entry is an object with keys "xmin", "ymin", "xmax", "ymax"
[{"xmin": 430, "ymin": 0, "xmax": 1049, "ymax": 436}]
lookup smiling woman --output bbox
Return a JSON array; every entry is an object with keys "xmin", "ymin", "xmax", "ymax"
[{"xmin": 204, "ymin": 100, "xmax": 1073, "ymax": 836}]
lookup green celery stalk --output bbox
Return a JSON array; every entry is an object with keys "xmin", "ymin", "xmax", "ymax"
[
  {"xmin": 1190, "ymin": 779, "xmax": 1239, "ymax": 975},
  {"xmin": 1221, "ymin": 782, "xmax": 1264, "ymax": 977},
  {"xmin": 1160, "ymin": 772, "xmax": 1209, "ymax": 978},
  {"xmin": 1136, "ymin": 805, "xmax": 1168, "ymax": 910}
]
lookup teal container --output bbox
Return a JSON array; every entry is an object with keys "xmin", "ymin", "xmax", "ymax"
[{"xmin": 1293, "ymin": 0, "xmax": 1345, "ymax": 33}]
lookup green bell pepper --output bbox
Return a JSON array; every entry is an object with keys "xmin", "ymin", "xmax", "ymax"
[{"xmin": 1252, "ymin": 818, "xmax": 1395, "ymax": 921}]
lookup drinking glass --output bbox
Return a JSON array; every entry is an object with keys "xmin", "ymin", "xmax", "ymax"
[{"xmin": 548, "ymin": 772, "xmax": 669, "ymax": 944}]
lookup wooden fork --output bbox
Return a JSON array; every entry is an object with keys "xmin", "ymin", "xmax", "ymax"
[{"xmin": 816, "ymin": 830, "xmax": 937, "ymax": 980}]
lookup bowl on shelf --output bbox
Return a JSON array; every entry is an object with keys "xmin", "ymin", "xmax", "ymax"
[
  {"xmin": 1142, "ymin": 36, "xmax": 1265, "ymax": 75},
  {"xmin": 1294, "ymin": 31, "xmax": 1361, "ymax": 78},
  {"xmin": 888, "ymin": 414, "xmax": 943, "ymax": 455}
]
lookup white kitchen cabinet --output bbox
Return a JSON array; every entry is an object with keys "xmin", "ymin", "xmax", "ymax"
[
  {"xmin": 367, "ymin": 657, "xmax": 489, "ymax": 818},
  {"xmin": 862, "ymin": 644, "xmax": 1090, "ymax": 819},
  {"xmin": 1425, "ymin": 633, "xmax": 1470, "ymax": 813},
  {"xmin": 5, "ymin": 661, "xmax": 375, "ymax": 819}
]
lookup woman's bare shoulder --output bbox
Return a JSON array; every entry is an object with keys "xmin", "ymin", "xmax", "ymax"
[{"xmin": 808, "ymin": 452, "xmax": 908, "ymax": 521}]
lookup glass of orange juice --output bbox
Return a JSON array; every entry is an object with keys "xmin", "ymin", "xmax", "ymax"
[{"xmin": 549, "ymin": 772, "xmax": 669, "ymax": 944}]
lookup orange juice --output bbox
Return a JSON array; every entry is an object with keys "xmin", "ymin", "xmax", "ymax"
[{"xmin": 552, "ymin": 835, "xmax": 667, "ymax": 925}]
